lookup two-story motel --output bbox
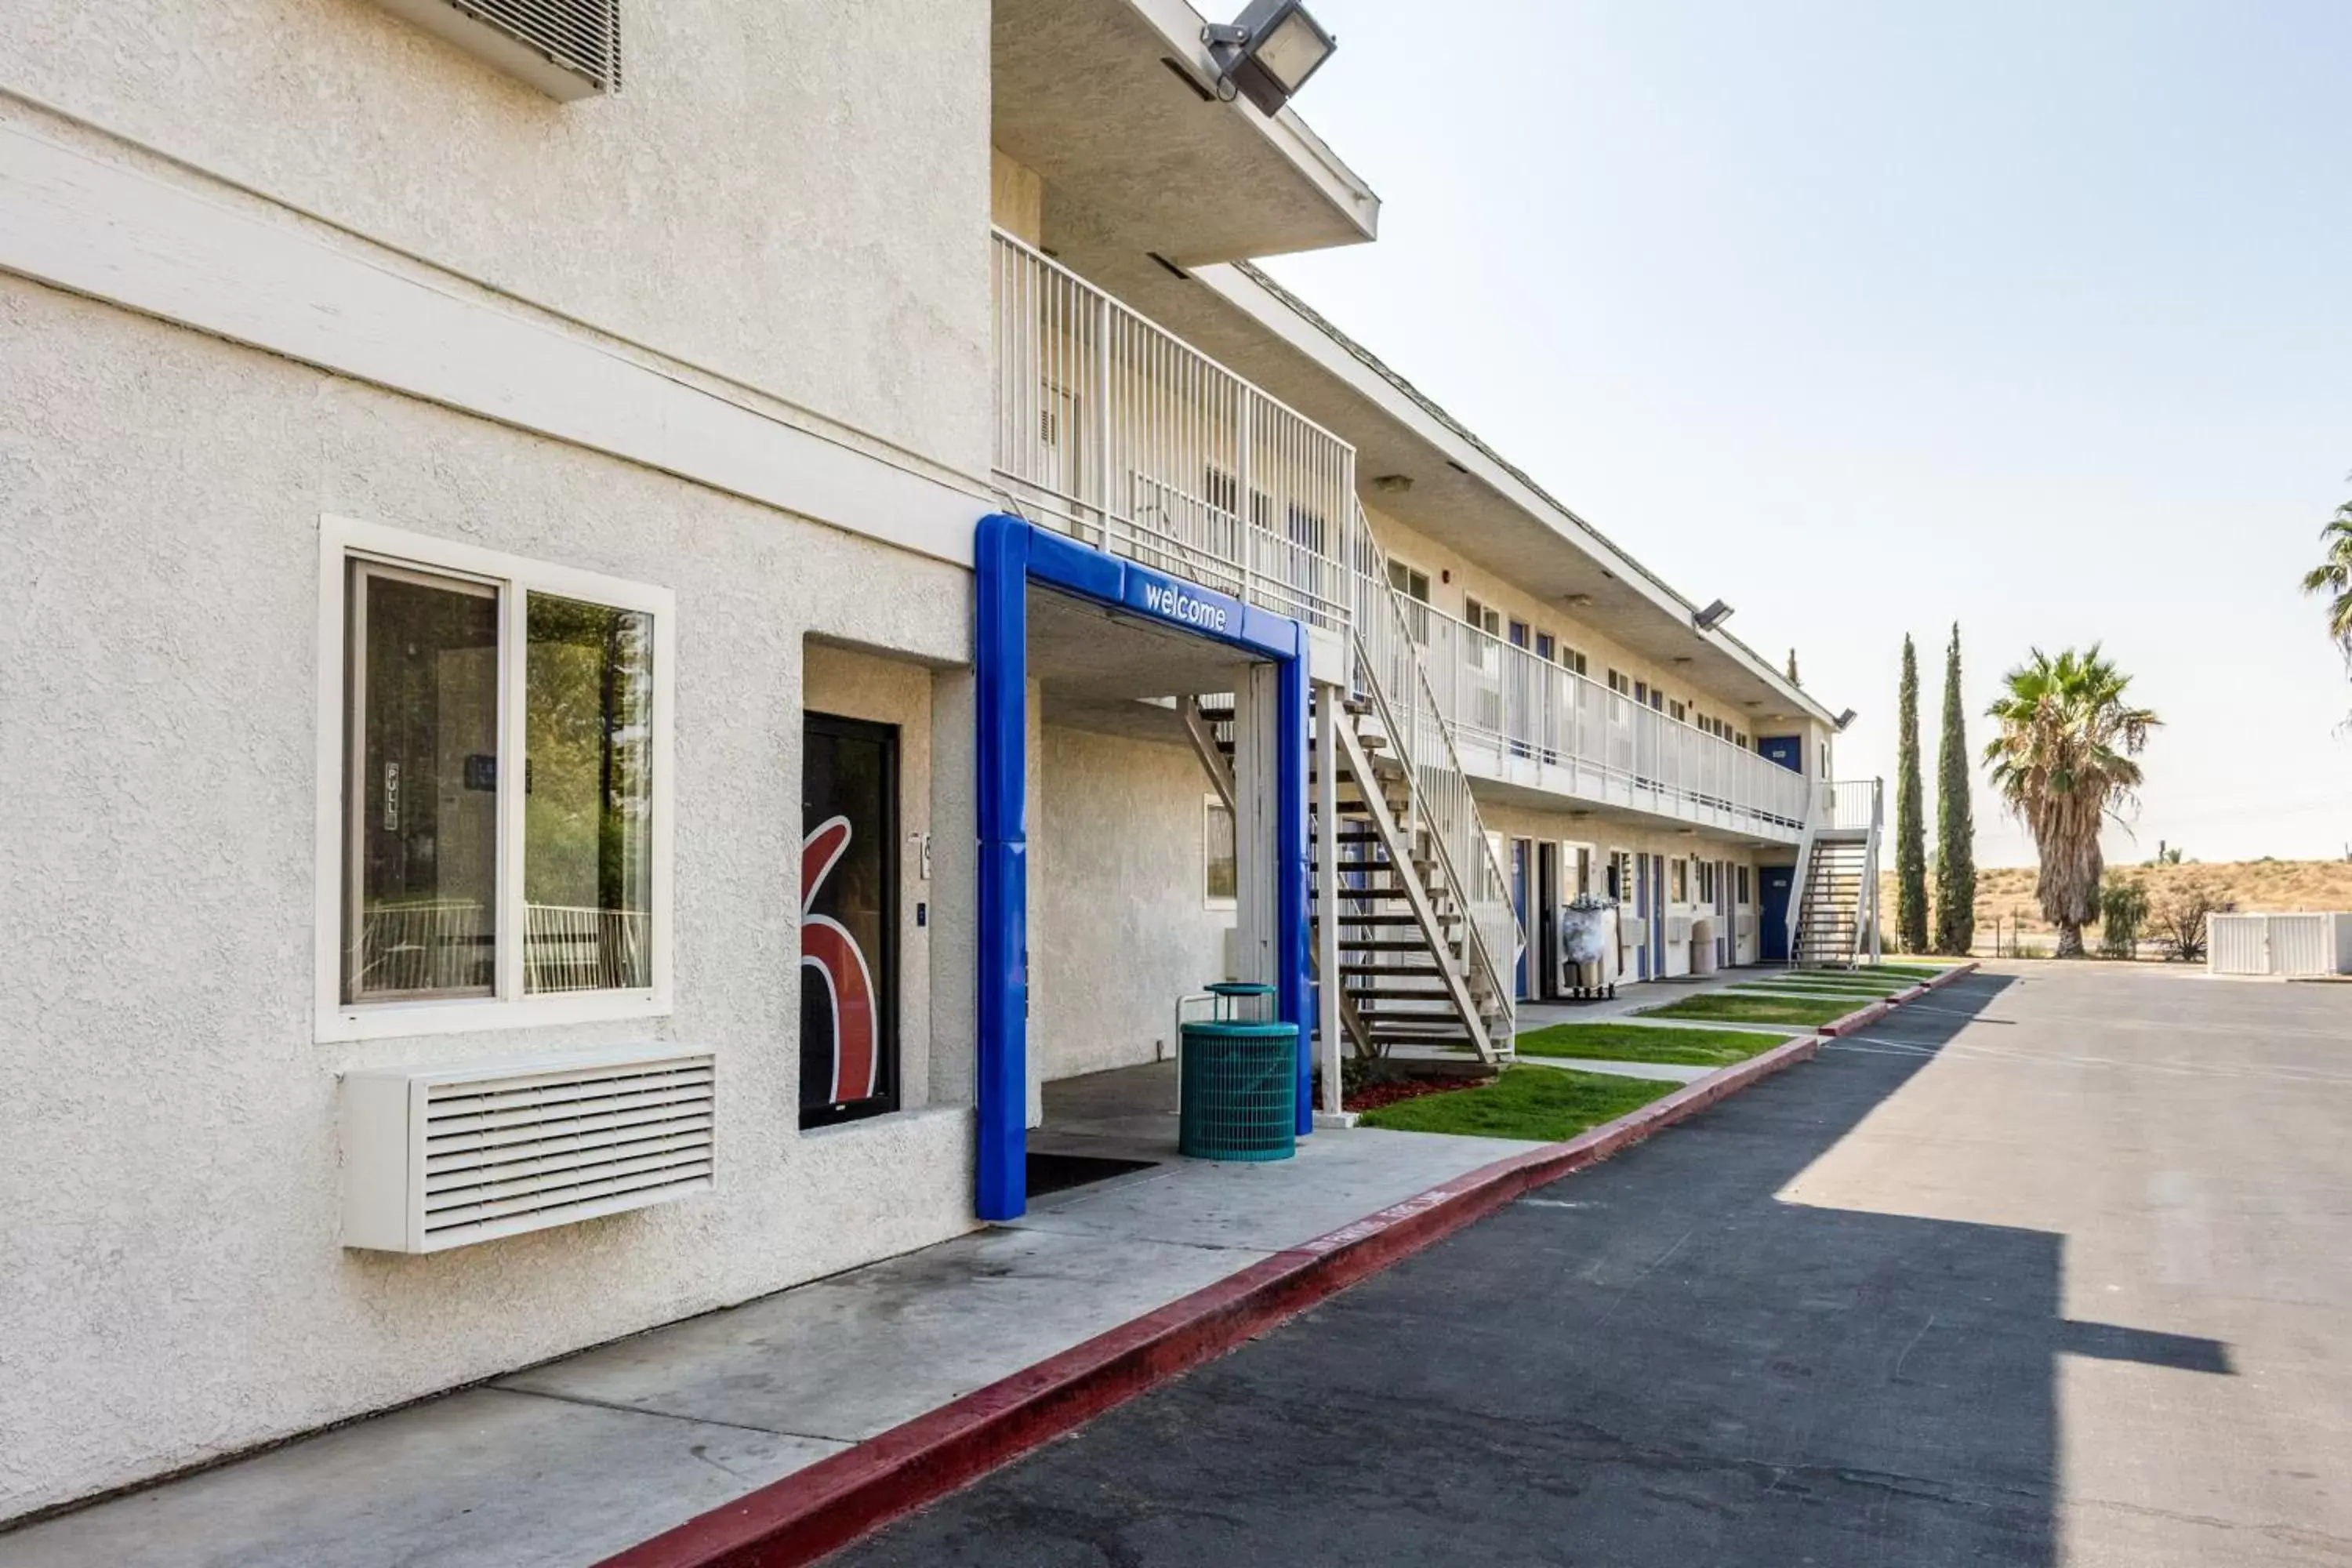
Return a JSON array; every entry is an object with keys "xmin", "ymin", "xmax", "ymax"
[{"xmin": 0, "ymin": 0, "xmax": 1871, "ymax": 1520}]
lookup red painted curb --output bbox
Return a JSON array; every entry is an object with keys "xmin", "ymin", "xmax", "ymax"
[{"xmin": 594, "ymin": 1036, "xmax": 1824, "ymax": 1568}]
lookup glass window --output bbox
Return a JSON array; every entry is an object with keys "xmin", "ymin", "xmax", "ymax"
[
  {"xmin": 1203, "ymin": 796, "xmax": 1237, "ymax": 906},
  {"xmin": 524, "ymin": 597, "xmax": 655, "ymax": 993},
  {"xmin": 1671, "ymin": 858, "xmax": 1690, "ymax": 902},
  {"xmin": 339, "ymin": 557, "xmax": 662, "ymax": 1011},
  {"xmin": 344, "ymin": 564, "xmax": 500, "ymax": 1003},
  {"xmin": 802, "ymin": 713, "xmax": 900, "ymax": 1129}
]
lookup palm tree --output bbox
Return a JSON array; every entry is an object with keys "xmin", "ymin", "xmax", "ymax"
[
  {"xmin": 1982, "ymin": 646, "xmax": 2160, "ymax": 958},
  {"xmin": 2302, "ymin": 495, "xmax": 2352, "ymax": 667}
]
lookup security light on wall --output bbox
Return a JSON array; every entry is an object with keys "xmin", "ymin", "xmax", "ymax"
[
  {"xmin": 1203, "ymin": 0, "xmax": 1338, "ymax": 115},
  {"xmin": 1693, "ymin": 599, "xmax": 1734, "ymax": 631},
  {"xmin": 1835, "ymin": 709, "xmax": 1858, "ymax": 731}
]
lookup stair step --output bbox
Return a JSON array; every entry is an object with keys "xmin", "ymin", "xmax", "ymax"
[{"xmin": 1336, "ymin": 938, "xmax": 1433, "ymax": 952}]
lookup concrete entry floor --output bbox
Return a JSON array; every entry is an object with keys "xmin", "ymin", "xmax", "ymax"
[{"xmin": 0, "ymin": 1069, "xmax": 1537, "ymax": 1568}]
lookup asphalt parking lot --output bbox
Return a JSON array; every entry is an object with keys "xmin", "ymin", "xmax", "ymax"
[{"xmin": 827, "ymin": 963, "xmax": 2352, "ymax": 1566}]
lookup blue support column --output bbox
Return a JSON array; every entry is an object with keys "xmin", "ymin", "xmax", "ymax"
[
  {"xmin": 1277, "ymin": 644, "xmax": 1313, "ymax": 1136},
  {"xmin": 974, "ymin": 515, "xmax": 1029, "ymax": 1221}
]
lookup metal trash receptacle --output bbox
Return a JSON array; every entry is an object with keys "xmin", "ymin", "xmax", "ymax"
[{"xmin": 1177, "ymin": 1020, "xmax": 1298, "ymax": 1161}]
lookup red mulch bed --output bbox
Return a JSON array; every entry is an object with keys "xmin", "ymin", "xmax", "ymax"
[{"xmin": 1344, "ymin": 1076, "xmax": 1485, "ymax": 1114}]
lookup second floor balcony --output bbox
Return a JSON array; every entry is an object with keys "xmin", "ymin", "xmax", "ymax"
[
  {"xmin": 1410, "ymin": 604, "xmax": 1814, "ymax": 840},
  {"xmin": 987, "ymin": 227, "xmax": 1817, "ymax": 845},
  {"xmin": 990, "ymin": 229, "xmax": 1357, "ymax": 633}
]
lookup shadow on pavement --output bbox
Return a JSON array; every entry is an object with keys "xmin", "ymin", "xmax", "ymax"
[{"xmin": 827, "ymin": 971, "xmax": 2232, "ymax": 1568}]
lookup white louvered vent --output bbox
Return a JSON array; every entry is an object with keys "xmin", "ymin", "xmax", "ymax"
[
  {"xmin": 342, "ymin": 1046, "xmax": 712, "ymax": 1253},
  {"xmin": 370, "ymin": 0, "xmax": 621, "ymax": 100}
]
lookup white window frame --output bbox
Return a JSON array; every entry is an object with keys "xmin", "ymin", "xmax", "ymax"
[
  {"xmin": 314, "ymin": 515, "xmax": 677, "ymax": 1043},
  {"xmin": 1203, "ymin": 793, "xmax": 1238, "ymax": 912}
]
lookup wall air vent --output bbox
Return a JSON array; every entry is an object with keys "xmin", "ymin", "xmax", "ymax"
[
  {"xmin": 342, "ymin": 1046, "xmax": 712, "ymax": 1252},
  {"xmin": 369, "ymin": 0, "xmax": 621, "ymax": 100}
]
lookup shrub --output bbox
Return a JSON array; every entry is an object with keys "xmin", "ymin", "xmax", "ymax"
[
  {"xmin": 2151, "ymin": 881, "xmax": 2227, "ymax": 964},
  {"xmin": 2097, "ymin": 878, "xmax": 2150, "ymax": 959}
]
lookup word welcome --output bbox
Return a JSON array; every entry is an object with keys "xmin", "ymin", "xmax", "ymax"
[{"xmin": 1138, "ymin": 579, "xmax": 1233, "ymax": 634}]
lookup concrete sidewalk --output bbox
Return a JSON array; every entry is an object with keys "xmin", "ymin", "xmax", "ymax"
[{"xmin": 0, "ymin": 1070, "xmax": 1537, "ymax": 1568}]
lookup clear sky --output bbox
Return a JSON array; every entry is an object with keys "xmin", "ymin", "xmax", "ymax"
[{"xmin": 1259, "ymin": 0, "xmax": 2352, "ymax": 866}]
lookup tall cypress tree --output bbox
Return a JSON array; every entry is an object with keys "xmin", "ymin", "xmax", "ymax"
[
  {"xmin": 1933, "ymin": 622, "xmax": 1978, "ymax": 955},
  {"xmin": 1894, "ymin": 634, "xmax": 1928, "ymax": 952}
]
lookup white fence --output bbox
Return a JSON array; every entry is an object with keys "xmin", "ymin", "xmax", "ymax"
[{"xmin": 2209, "ymin": 912, "xmax": 2352, "ymax": 978}]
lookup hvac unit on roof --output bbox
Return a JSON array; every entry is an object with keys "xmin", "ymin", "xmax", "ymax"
[
  {"xmin": 341, "ymin": 1045, "xmax": 712, "ymax": 1253},
  {"xmin": 368, "ymin": 0, "xmax": 621, "ymax": 100}
]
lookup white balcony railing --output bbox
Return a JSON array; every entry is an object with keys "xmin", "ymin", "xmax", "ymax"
[
  {"xmin": 991, "ymin": 230, "xmax": 1355, "ymax": 631},
  {"xmin": 1406, "ymin": 605, "xmax": 1813, "ymax": 839}
]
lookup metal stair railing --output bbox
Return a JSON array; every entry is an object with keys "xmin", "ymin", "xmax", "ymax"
[
  {"xmin": 1344, "ymin": 504, "xmax": 1524, "ymax": 1052},
  {"xmin": 1788, "ymin": 779, "xmax": 1884, "ymax": 969}
]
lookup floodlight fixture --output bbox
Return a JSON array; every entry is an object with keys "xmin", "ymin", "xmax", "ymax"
[{"xmin": 1203, "ymin": 0, "xmax": 1338, "ymax": 116}]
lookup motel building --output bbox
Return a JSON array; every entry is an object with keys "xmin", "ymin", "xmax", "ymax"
[{"xmin": 0, "ymin": 0, "xmax": 1879, "ymax": 1524}]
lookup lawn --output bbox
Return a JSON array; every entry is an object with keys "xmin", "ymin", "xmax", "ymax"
[
  {"xmin": 1739, "ymin": 978, "xmax": 1900, "ymax": 996},
  {"xmin": 1514, "ymin": 1021, "xmax": 1793, "ymax": 1067},
  {"xmin": 1635, "ymin": 992, "xmax": 1861, "ymax": 1027},
  {"xmin": 1356, "ymin": 1065, "xmax": 1677, "ymax": 1141}
]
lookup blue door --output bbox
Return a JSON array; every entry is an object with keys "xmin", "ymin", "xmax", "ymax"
[
  {"xmin": 1511, "ymin": 838, "xmax": 1531, "ymax": 999},
  {"xmin": 1759, "ymin": 866, "xmax": 1795, "ymax": 962},
  {"xmin": 1759, "ymin": 735, "xmax": 1802, "ymax": 773}
]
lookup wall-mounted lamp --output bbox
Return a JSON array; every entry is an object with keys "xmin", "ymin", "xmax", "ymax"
[
  {"xmin": 1693, "ymin": 599, "xmax": 1734, "ymax": 632},
  {"xmin": 1563, "ymin": 592, "xmax": 1594, "ymax": 607},
  {"xmin": 1834, "ymin": 709, "xmax": 1857, "ymax": 731},
  {"xmin": 1372, "ymin": 473, "xmax": 1413, "ymax": 494},
  {"xmin": 1203, "ymin": 0, "xmax": 1338, "ymax": 115}
]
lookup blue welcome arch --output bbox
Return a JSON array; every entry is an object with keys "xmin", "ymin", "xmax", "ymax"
[{"xmin": 975, "ymin": 514, "xmax": 1312, "ymax": 1221}]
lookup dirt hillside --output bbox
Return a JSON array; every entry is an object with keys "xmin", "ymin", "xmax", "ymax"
[{"xmin": 1878, "ymin": 859, "xmax": 2352, "ymax": 951}]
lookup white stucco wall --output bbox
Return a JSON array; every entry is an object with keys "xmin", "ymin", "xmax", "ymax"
[
  {"xmin": 1032, "ymin": 724, "xmax": 1232, "ymax": 1084},
  {"xmin": 0, "ymin": 276, "xmax": 987, "ymax": 1519},
  {"xmin": 0, "ymin": 0, "xmax": 993, "ymax": 479},
  {"xmin": 1474, "ymin": 799, "xmax": 1766, "ymax": 984}
]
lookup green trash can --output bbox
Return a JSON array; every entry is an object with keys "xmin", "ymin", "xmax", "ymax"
[{"xmin": 1178, "ymin": 1020, "xmax": 1298, "ymax": 1161}]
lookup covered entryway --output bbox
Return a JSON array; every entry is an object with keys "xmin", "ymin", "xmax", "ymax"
[{"xmin": 975, "ymin": 515, "xmax": 1310, "ymax": 1221}]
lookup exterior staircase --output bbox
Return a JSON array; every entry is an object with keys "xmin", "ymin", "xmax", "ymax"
[
  {"xmin": 1190, "ymin": 690, "xmax": 1512, "ymax": 1062},
  {"xmin": 1788, "ymin": 779, "xmax": 1884, "ymax": 970},
  {"xmin": 1791, "ymin": 836, "xmax": 1870, "ymax": 967},
  {"xmin": 1181, "ymin": 506, "xmax": 1524, "ymax": 1066}
]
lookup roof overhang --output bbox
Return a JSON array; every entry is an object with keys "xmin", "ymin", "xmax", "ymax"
[
  {"xmin": 993, "ymin": 0, "xmax": 1380, "ymax": 266},
  {"xmin": 1045, "ymin": 245, "xmax": 1838, "ymax": 731}
]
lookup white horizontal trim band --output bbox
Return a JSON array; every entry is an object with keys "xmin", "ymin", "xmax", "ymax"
[{"xmin": 0, "ymin": 120, "xmax": 989, "ymax": 568}]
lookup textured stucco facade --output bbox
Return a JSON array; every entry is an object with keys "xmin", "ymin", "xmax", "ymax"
[
  {"xmin": 1033, "ymin": 725, "xmax": 1232, "ymax": 1083},
  {"xmin": 0, "ymin": 0, "xmax": 993, "ymax": 479},
  {"xmin": 0, "ymin": 0, "xmax": 1856, "ymax": 1525},
  {"xmin": 0, "ymin": 276, "xmax": 986, "ymax": 1518}
]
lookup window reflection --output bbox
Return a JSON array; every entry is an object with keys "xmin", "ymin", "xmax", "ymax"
[{"xmin": 524, "ymin": 595, "xmax": 654, "ymax": 993}]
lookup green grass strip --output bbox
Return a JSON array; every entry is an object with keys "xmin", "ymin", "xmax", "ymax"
[
  {"xmin": 1515, "ymin": 1022, "xmax": 1793, "ymax": 1067},
  {"xmin": 1636, "ymin": 992, "xmax": 1860, "ymax": 1027},
  {"xmin": 1739, "ymin": 979, "xmax": 1900, "ymax": 996},
  {"xmin": 1356, "ymin": 1065, "xmax": 1676, "ymax": 1141}
]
